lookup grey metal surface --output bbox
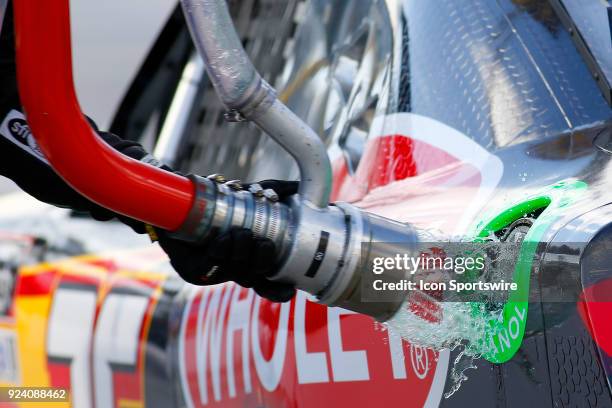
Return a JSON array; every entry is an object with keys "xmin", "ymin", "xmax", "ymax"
[
  {"xmin": 247, "ymin": 0, "xmax": 396, "ymax": 179},
  {"xmin": 550, "ymin": 0, "xmax": 612, "ymax": 105},
  {"xmin": 265, "ymin": 0, "xmax": 395, "ymax": 171},
  {"xmin": 327, "ymin": 203, "xmax": 420, "ymax": 322},
  {"xmin": 153, "ymin": 52, "xmax": 206, "ymax": 167},
  {"xmin": 400, "ymin": 0, "xmax": 612, "ymax": 150}
]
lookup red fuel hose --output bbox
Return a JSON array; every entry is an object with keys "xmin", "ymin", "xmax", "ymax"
[{"xmin": 13, "ymin": 0, "xmax": 194, "ymax": 231}]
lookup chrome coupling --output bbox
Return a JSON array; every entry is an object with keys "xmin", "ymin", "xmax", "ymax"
[{"xmin": 172, "ymin": 175, "xmax": 418, "ymax": 322}]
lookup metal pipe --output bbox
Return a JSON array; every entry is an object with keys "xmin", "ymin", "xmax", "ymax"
[
  {"xmin": 179, "ymin": 0, "xmax": 259, "ymax": 109},
  {"xmin": 180, "ymin": 0, "xmax": 331, "ymax": 208},
  {"xmin": 154, "ymin": 52, "xmax": 206, "ymax": 167}
]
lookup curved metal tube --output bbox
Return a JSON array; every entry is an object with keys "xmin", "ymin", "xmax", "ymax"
[
  {"xmin": 179, "ymin": 0, "xmax": 259, "ymax": 108},
  {"xmin": 14, "ymin": 0, "xmax": 194, "ymax": 231},
  {"xmin": 154, "ymin": 52, "xmax": 207, "ymax": 167},
  {"xmin": 180, "ymin": 0, "xmax": 332, "ymax": 208}
]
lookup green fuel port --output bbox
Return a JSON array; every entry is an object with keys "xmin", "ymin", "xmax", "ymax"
[{"xmin": 466, "ymin": 179, "xmax": 587, "ymax": 363}]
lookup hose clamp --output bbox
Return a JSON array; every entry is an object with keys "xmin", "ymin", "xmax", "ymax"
[{"xmin": 170, "ymin": 174, "xmax": 218, "ymax": 242}]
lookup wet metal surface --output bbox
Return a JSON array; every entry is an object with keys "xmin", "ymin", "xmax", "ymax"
[{"xmin": 400, "ymin": 0, "xmax": 612, "ymax": 149}]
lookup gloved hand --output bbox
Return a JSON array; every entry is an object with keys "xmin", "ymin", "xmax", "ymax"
[
  {"xmin": 157, "ymin": 179, "xmax": 299, "ymax": 303},
  {"xmin": 46, "ymin": 127, "xmax": 300, "ymax": 303},
  {"xmin": 84, "ymin": 130, "xmax": 163, "ymax": 234}
]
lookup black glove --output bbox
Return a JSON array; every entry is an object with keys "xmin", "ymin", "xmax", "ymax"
[
  {"xmin": 157, "ymin": 179, "xmax": 299, "ymax": 303},
  {"xmin": 93, "ymin": 132, "xmax": 299, "ymax": 301},
  {"xmin": 87, "ymin": 133, "xmax": 300, "ymax": 302},
  {"xmin": 84, "ymin": 130, "xmax": 160, "ymax": 234},
  {"xmin": 69, "ymin": 129, "xmax": 300, "ymax": 302},
  {"xmin": 1, "ymin": 111, "xmax": 299, "ymax": 302}
]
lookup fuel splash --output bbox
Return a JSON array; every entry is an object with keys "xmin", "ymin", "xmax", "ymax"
[{"xmin": 383, "ymin": 229, "xmax": 517, "ymax": 398}]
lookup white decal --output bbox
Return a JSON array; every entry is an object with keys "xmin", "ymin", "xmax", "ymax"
[
  {"xmin": 47, "ymin": 287, "xmax": 150, "ymax": 408},
  {"xmin": 250, "ymin": 295, "xmax": 290, "ymax": 392},
  {"xmin": 197, "ymin": 287, "xmax": 231, "ymax": 404},
  {"xmin": 226, "ymin": 287, "xmax": 254, "ymax": 397},
  {"xmin": 327, "ymin": 308, "xmax": 370, "ymax": 382},
  {"xmin": 294, "ymin": 292, "xmax": 330, "ymax": 384},
  {"xmin": 370, "ymin": 112, "xmax": 504, "ymax": 235},
  {"xmin": 0, "ymin": 110, "xmax": 49, "ymax": 165},
  {"xmin": 387, "ymin": 329, "xmax": 408, "ymax": 379},
  {"xmin": 178, "ymin": 286, "xmax": 452, "ymax": 406},
  {"xmin": 410, "ymin": 345, "xmax": 429, "ymax": 380},
  {"xmin": 423, "ymin": 349, "xmax": 450, "ymax": 408},
  {"xmin": 93, "ymin": 293, "xmax": 148, "ymax": 408},
  {"xmin": 178, "ymin": 288, "xmax": 198, "ymax": 408},
  {"xmin": 47, "ymin": 288, "xmax": 97, "ymax": 408}
]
